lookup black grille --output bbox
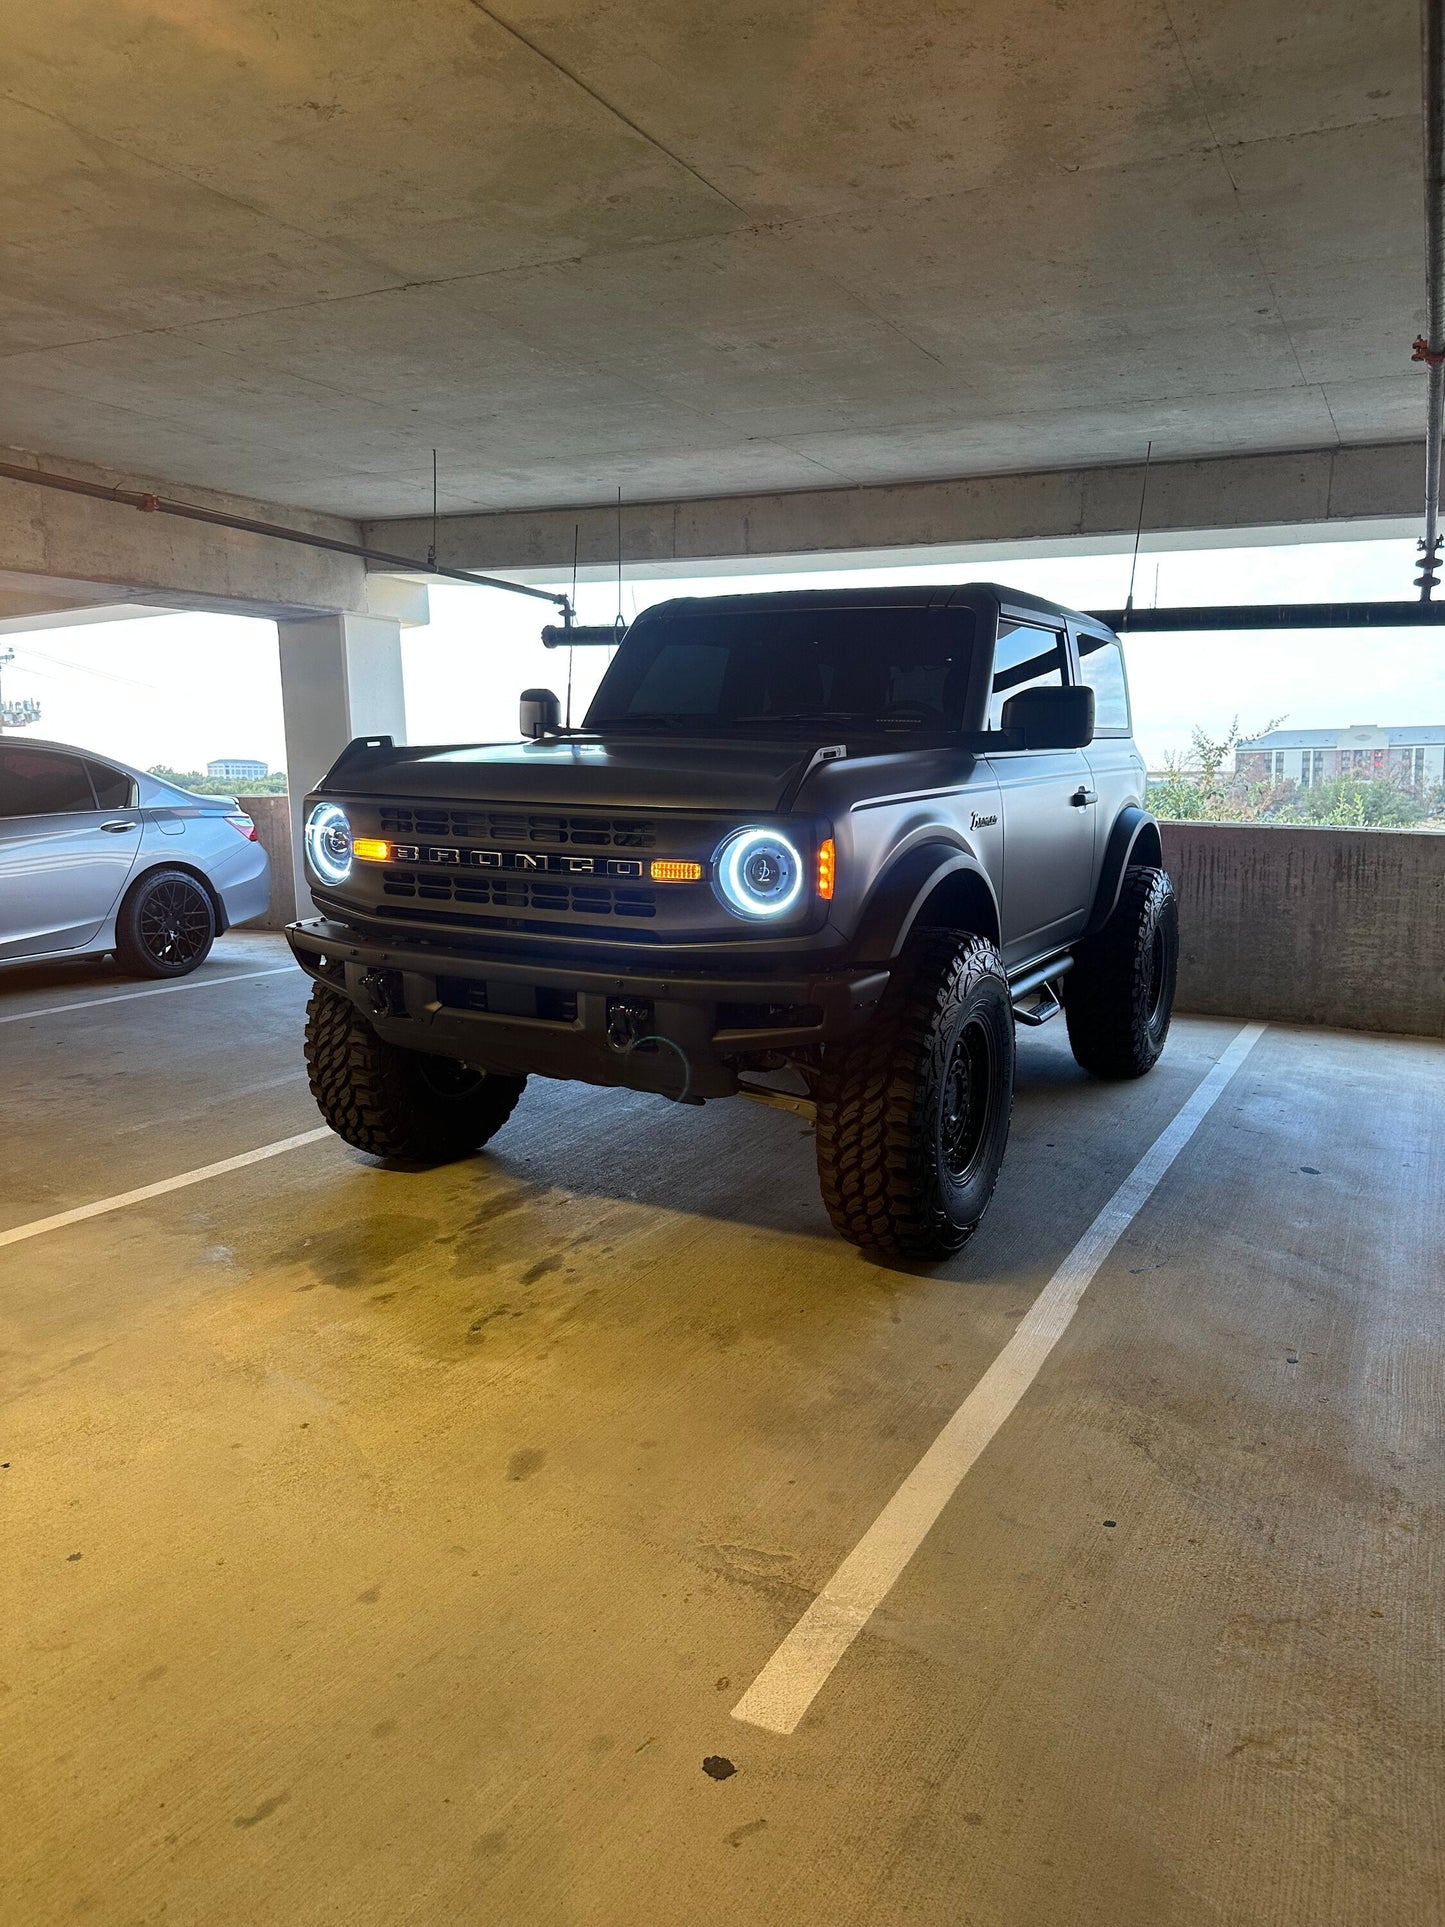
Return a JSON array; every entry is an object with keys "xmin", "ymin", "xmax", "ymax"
[
  {"xmin": 717, "ymin": 1001, "xmax": 823, "ymax": 1031},
  {"xmin": 380, "ymin": 867, "xmax": 657, "ymax": 919},
  {"xmin": 377, "ymin": 806, "xmax": 657, "ymax": 849},
  {"xmin": 435, "ymin": 978, "xmax": 578, "ymax": 1022}
]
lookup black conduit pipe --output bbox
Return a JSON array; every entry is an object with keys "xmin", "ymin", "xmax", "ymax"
[{"xmin": 1090, "ymin": 600, "xmax": 1445, "ymax": 631}]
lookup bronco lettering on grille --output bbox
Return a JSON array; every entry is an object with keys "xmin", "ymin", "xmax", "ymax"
[{"xmin": 392, "ymin": 845, "xmax": 646, "ymax": 878}]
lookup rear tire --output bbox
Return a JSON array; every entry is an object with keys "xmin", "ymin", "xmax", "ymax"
[
  {"xmin": 1063, "ymin": 865, "xmax": 1178, "ymax": 1078},
  {"xmin": 815, "ymin": 930, "xmax": 1015, "ymax": 1262},
  {"xmin": 304, "ymin": 982, "xmax": 526, "ymax": 1162},
  {"xmin": 115, "ymin": 868, "xmax": 216, "ymax": 978}
]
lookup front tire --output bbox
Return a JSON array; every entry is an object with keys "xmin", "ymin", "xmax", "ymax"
[
  {"xmin": 115, "ymin": 868, "xmax": 216, "ymax": 978},
  {"xmin": 304, "ymin": 982, "xmax": 526, "ymax": 1163},
  {"xmin": 1063, "ymin": 865, "xmax": 1178, "ymax": 1078},
  {"xmin": 815, "ymin": 930, "xmax": 1015, "ymax": 1262}
]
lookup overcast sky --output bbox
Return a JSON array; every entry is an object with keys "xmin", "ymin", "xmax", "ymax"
[{"xmin": 2, "ymin": 536, "xmax": 1440, "ymax": 775}]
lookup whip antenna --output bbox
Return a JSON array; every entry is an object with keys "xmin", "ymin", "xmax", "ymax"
[
  {"xmin": 566, "ymin": 523, "xmax": 579, "ymax": 729},
  {"xmin": 1123, "ymin": 440, "xmax": 1153, "ymax": 631}
]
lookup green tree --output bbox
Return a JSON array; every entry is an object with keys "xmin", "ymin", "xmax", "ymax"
[{"xmin": 148, "ymin": 764, "xmax": 288, "ymax": 796}]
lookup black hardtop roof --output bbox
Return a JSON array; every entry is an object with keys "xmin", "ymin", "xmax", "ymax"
[{"xmin": 632, "ymin": 582, "xmax": 1117, "ymax": 640}]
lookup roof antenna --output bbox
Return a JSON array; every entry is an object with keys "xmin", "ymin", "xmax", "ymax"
[
  {"xmin": 615, "ymin": 485, "xmax": 624, "ymax": 633},
  {"xmin": 566, "ymin": 523, "xmax": 579, "ymax": 730},
  {"xmin": 426, "ymin": 449, "xmax": 438, "ymax": 572},
  {"xmin": 1122, "ymin": 440, "xmax": 1153, "ymax": 632}
]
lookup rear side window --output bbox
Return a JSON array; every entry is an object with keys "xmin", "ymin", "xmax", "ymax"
[
  {"xmin": 85, "ymin": 760, "xmax": 134, "ymax": 809},
  {"xmin": 0, "ymin": 748, "xmax": 97, "ymax": 818},
  {"xmin": 1076, "ymin": 635, "xmax": 1131, "ymax": 733},
  {"xmin": 987, "ymin": 623, "xmax": 1065, "ymax": 729}
]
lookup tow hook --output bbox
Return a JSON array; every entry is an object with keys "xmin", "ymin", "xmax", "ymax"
[
  {"xmin": 358, "ymin": 967, "xmax": 403, "ymax": 1020},
  {"xmin": 605, "ymin": 999, "xmax": 653, "ymax": 1053}
]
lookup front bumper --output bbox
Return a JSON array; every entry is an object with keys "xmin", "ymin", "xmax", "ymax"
[{"xmin": 286, "ymin": 917, "xmax": 888, "ymax": 1100}]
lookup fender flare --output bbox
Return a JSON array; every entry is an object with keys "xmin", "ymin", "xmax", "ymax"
[
  {"xmin": 1085, "ymin": 807, "xmax": 1163, "ymax": 936},
  {"xmin": 852, "ymin": 842, "xmax": 1001, "ymax": 962}
]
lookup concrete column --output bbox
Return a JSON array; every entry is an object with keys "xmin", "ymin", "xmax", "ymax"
[{"xmin": 277, "ymin": 612, "xmax": 407, "ymax": 917}]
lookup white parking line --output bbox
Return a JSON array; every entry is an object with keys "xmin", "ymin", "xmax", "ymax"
[
  {"xmin": 732, "ymin": 1021, "xmax": 1269, "ymax": 1737},
  {"xmin": 0, "ymin": 965, "xmax": 293, "ymax": 1026},
  {"xmin": 0, "ymin": 1128, "xmax": 333, "ymax": 1250}
]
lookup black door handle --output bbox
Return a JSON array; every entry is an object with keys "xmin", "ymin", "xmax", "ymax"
[
  {"xmin": 1070, "ymin": 787, "xmax": 1098, "ymax": 807},
  {"xmin": 100, "ymin": 819, "xmax": 138, "ymax": 832}
]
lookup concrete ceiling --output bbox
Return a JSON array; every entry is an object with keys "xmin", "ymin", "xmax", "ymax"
[{"xmin": 0, "ymin": 2, "xmax": 1429, "ymax": 520}]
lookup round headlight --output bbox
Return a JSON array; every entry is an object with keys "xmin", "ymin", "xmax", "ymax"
[
  {"xmin": 714, "ymin": 826, "xmax": 804, "ymax": 919},
  {"xmin": 305, "ymin": 801, "xmax": 353, "ymax": 886}
]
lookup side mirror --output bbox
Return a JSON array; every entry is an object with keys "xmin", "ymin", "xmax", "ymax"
[
  {"xmin": 999, "ymin": 684, "xmax": 1095, "ymax": 749},
  {"xmin": 519, "ymin": 688, "xmax": 561, "ymax": 740}
]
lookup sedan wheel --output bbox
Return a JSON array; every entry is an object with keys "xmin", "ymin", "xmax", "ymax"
[{"xmin": 116, "ymin": 869, "xmax": 217, "ymax": 979}]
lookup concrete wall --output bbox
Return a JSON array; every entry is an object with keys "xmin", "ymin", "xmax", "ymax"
[
  {"xmin": 238, "ymin": 795, "xmax": 295, "ymax": 933},
  {"xmin": 241, "ymin": 804, "xmax": 1442, "ymax": 1037},
  {"xmin": 1162, "ymin": 823, "xmax": 1445, "ymax": 1039}
]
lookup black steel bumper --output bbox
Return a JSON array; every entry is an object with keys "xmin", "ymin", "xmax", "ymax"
[{"xmin": 286, "ymin": 917, "xmax": 889, "ymax": 1100}]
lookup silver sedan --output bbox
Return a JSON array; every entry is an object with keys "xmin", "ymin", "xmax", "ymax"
[{"xmin": 0, "ymin": 738, "xmax": 270, "ymax": 977}]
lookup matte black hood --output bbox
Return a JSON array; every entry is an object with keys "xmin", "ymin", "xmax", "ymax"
[{"xmin": 320, "ymin": 735, "xmax": 815, "ymax": 814}]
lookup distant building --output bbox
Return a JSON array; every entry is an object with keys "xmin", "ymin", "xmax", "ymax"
[
  {"xmin": 207, "ymin": 757, "xmax": 267, "ymax": 781},
  {"xmin": 1236, "ymin": 726, "xmax": 1445, "ymax": 788}
]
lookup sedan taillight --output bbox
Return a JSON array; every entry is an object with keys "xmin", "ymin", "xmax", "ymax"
[{"xmin": 225, "ymin": 813, "xmax": 259, "ymax": 841}]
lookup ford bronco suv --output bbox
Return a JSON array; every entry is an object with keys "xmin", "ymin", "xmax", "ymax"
[{"xmin": 287, "ymin": 585, "xmax": 1178, "ymax": 1261}]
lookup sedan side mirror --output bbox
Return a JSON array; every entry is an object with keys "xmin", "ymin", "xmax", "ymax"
[
  {"xmin": 519, "ymin": 688, "xmax": 561, "ymax": 740},
  {"xmin": 999, "ymin": 684, "xmax": 1095, "ymax": 749}
]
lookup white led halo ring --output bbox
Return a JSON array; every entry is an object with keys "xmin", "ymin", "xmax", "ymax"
[
  {"xmin": 305, "ymin": 801, "xmax": 353, "ymax": 886},
  {"xmin": 714, "ymin": 826, "xmax": 805, "ymax": 919}
]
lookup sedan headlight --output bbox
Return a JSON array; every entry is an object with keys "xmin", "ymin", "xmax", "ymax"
[
  {"xmin": 713, "ymin": 826, "xmax": 805, "ymax": 919},
  {"xmin": 305, "ymin": 801, "xmax": 353, "ymax": 885}
]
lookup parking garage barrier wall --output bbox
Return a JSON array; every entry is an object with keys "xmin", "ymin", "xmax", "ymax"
[
  {"xmin": 235, "ymin": 806, "xmax": 1441, "ymax": 1033},
  {"xmin": 239, "ymin": 794, "xmax": 294, "ymax": 931},
  {"xmin": 1161, "ymin": 823, "xmax": 1445, "ymax": 1038}
]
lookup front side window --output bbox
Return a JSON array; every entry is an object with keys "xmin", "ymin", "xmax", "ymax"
[
  {"xmin": 1076, "ymin": 634, "xmax": 1131, "ymax": 733},
  {"xmin": 587, "ymin": 606, "xmax": 978, "ymax": 734},
  {"xmin": 0, "ymin": 748, "xmax": 97, "ymax": 819},
  {"xmin": 986, "ymin": 623, "xmax": 1065, "ymax": 729}
]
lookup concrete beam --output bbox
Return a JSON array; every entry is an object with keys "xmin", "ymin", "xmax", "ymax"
[
  {"xmin": 369, "ymin": 443, "xmax": 1426, "ymax": 577},
  {"xmin": 0, "ymin": 445, "xmax": 371, "ymax": 620}
]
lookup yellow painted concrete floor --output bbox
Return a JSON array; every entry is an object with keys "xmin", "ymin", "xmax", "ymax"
[{"xmin": 2, "ymin": 934, "xmax": 1441, "ymax": 1926}]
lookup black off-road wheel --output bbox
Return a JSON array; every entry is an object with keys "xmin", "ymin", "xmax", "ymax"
[
  {"xmin": 1063, "ymin": 865, "xmax": 1179, "ymax": 1079},
  {"xmin": 815, "ymin": 930, "xmax": 1015, "ymax": 1262},
  {"xmin": 303, "ymin": 981, "xmax": 526, "ymax": 1163},
  {"xmin": 115, "ymin": 868, "xmax": 216, "ymax": 978}
]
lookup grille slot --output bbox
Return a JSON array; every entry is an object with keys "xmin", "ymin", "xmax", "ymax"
[
  {"xmin": 377, "ymin": 806, "xmax": 657, "ymax": 848},
  {"xmin": 380, "ymin": 868, "xmax": 656, "ymax": 919}
]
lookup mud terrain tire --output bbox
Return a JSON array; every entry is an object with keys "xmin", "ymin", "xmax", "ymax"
[
  {"xmin": 815, "ymin": 930, "xmax": 1015, "ymax": 1262},
  {"xmin": 1063, "ymin": 865, "xmax": 1178, "ymax": 1079},
  {"xmin": 304, "ymin": 981, "xmax": 526, "ymax": 1162}
]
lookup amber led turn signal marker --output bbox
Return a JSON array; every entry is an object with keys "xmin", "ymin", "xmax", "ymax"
[
  {"xmin": 649, "ymin": 858, "xmax": 704, "ymax": 882},
  {"xmin": 817, "ymin": 838, "xmax": 836, "ymax": 899},
  {"xmin": 352, "ymin": 837, "xmax": 390, "ymax": 862}
]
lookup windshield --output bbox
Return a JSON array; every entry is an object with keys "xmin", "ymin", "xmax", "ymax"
[{"xmin": 583, "ymin": 606, "xmax": 978, "ymax": 733}]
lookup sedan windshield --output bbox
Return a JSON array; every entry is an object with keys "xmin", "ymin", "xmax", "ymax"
[{"xmin": 584, "ymin": 606, "xmax": 977, "ymax": 733}]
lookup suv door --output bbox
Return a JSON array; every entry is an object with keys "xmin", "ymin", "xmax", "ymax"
[
  {"xmin": 1073, "ymin": 627, "xmax": 1146, "ymax": 901},
  {"xmin": 0, "ymin": 747, "xmax": 142, "ymax": 959},
  {"xmin": 982, "ymin": 620, "xmax": 1096, "ymax": 967}
]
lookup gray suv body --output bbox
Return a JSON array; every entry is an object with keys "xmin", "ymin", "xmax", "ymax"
[{"xmin": 288, "ymin": 584, "xmax": 1178, "ymax": 1260}]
